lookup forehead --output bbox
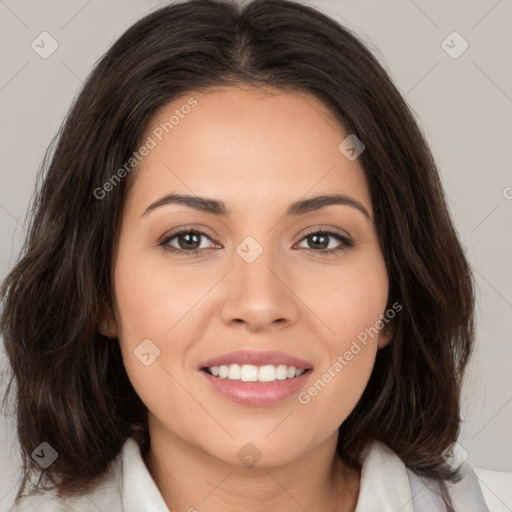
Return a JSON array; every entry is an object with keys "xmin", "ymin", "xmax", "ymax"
[{"xmin": 127, "ymin": 85, "xmax": 372, "ymax": 218}]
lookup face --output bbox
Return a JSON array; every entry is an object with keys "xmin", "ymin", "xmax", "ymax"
[{"xmin": 102, "ymin": 85, "xmax": 392, "ymax": 468}]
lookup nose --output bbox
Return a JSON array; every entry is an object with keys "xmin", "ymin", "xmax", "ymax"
[{"xmin": 219, "ymin": 245, "xmax": 299, "ymax": 333}]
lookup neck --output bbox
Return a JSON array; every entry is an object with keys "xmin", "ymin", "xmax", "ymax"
[{"xmin": 143, "ymin": 415, "xmax": 360, "ymax": 512}]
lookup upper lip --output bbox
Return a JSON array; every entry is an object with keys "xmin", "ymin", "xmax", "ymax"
[{"xmin": 199, "ymin": 350, "xmax": 313, "ymax": 370}]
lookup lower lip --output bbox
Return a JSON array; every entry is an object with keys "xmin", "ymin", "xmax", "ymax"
[{"xmin": 199, "ymin": 369, "xmax": 313, "ymax": 406}]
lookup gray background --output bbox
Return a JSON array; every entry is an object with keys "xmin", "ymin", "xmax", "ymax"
[{"xmin": 0, "ymin": 0, "xmax": 511, "ymax": 508}]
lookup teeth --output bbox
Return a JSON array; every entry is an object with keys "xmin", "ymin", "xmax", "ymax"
[
  {"xmin": 227, "ymin": 364, "xmax": 241, "ymax": 380},
  {"xmin": 258, "ymin": 365, "xmax": 276, "ymax": 382},
  {"xmin": 275, "ymin": 365, "xmax": 289, "ymax": 380},
  {"xmin": 240, "ymin": 364, "xmax": 258, "ymax": 382},
  {"xmin": 206, "ymin": 364, "xmax": 306, "ymax": 382}
]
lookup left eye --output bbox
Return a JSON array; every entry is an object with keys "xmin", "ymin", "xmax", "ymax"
[{"xmin": 295, "ymin": 230, "xmax": 351, "ymax": 253}]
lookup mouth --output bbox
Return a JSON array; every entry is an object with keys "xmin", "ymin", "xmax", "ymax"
[
  {"xmin": 198, "ymin": 350, "xmax": 314, "ymax": 405},
  {"xmin": 199, "ymin": 360, "xmax": 313, "ymax": 405}
]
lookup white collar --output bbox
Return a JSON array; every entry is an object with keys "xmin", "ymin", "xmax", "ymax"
[
  {"xmin": 121, "ymin": 438, "xmax": 171, "ymax": 512},
  {"xmin": 355, "ymin": 439, "xmax": 414, "ymax": 511},
  {"xmin": 120, "ymin": 437, "xmax": 415, "ymax": 511}
]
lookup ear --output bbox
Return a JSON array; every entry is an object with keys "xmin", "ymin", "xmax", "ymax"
[
  {"xmin": 377, "ymin": 319, "xmax": 395, "ymax": 349},
  {"xmin": 97, "ymin": 300, "xmax": 119, "ymax": 339}
]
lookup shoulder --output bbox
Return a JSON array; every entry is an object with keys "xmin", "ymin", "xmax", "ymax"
[
  {"xmin": 9, "ymin": 488, "xmax": 59, "ymax": 512},
  {"xmin": 8, "ymin": 489, "xmax": 73, "ymax": 512},
  {"xmin": 473, "ymin": 466, "xmax": 512, "ymax": 511},
  {"xmin": 9, "ymin": 453, "xmax": 124, "ymax": 512},
  {"xmin": 360, "ymin": 439, "xmax": 512, "ymax": 511}
]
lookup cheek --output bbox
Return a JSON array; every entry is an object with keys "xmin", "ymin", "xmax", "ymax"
[
  {"xmin": 296, "ymin": 341, "xmax": 377, "ymax": 442},
  {"xmin": 297, "ymin": 251, "xmax": 389, "ymax": 345},
  {"xmin": 112, "ymin": 250, "xmax": 199, "ymax": 338},
  {"xmin": 293, "ymin": 255, "xmax": 387, "ymax": 425},
  {"xmin": 297, "ymin": 269, "xmax": 386, "ymax": 428},
  {"xmin": 111, "ymin": 253, "xmax": 211, "ymax": 418},
  {"xmin": 113, "ymin": 265, "xmax": 192, "ymax": 437}
]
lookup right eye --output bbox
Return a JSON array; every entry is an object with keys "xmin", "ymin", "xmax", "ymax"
[{"xmin": 159, "ymin": 229, "xmax": 219, "ymax": 256}]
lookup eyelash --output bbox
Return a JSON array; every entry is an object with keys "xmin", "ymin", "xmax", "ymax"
[{"xmin": 158, "ymin": 227, "xmax": 353, "ymax": 257}]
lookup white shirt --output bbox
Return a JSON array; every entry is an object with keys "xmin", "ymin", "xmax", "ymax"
[{"xmin": 10, "ymin": 437, "xmax": 512, "ymax": 511}]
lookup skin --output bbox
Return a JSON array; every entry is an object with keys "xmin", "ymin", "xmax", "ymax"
[{"xmin": 100, "ymin": 84, "xmax": 394, "ymax": 512}]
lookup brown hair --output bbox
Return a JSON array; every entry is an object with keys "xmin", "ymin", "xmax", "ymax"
[{"xmin": 1, "ymin": 0, "xmax": 474, "ymax": 507}]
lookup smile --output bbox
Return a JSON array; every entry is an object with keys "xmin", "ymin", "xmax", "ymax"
[{"xmin": 203, "ymin": 364, "xmax": 307, "ymax": 382}]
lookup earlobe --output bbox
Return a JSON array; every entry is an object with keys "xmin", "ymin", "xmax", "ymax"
[
  {"xmin": 97, "ymin": 301, "xmax": 119, "ymax": 339},
  {"xmin": 378, "ymin": 320, "xmax": 395, "ymax": 349}
]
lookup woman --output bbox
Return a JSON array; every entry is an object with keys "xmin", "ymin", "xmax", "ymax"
[{"xmin": 1, "ymin": 0, "xmax": 510, "ymax": 510}]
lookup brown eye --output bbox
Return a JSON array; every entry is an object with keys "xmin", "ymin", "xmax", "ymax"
[
  {"xmin": 296, "ymin": 230, "xmax": 352, "ymax": 255},
  {"xmin": 159, "ymin": 229, "xmax": 216, "ymax": 255}
]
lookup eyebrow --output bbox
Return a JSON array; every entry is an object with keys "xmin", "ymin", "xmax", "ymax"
[{"xmin": 142, "ymin": 193, "xmax": 372, "ymax": 222}]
